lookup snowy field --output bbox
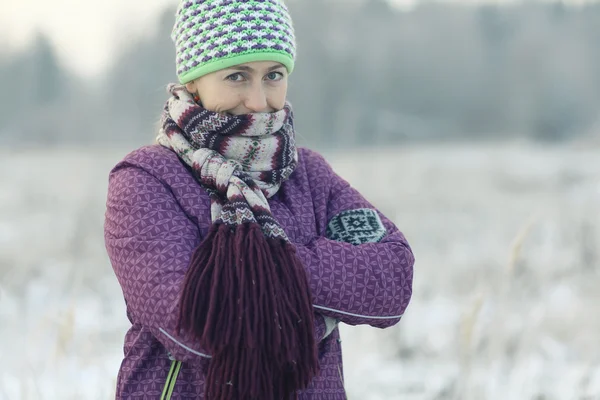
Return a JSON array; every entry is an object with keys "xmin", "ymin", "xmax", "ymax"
[{"xmin": 1, "ymin": 142, "xmax": 599, "ymax": 400}]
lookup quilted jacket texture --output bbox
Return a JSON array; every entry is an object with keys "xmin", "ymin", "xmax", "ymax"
[{"xmin": 104, "ymin": 144, "xmax": 414, "ymax": 399}]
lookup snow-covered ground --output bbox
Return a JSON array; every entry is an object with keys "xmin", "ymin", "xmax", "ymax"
[{"xmin": 1, "ymin": 143, "xmax": 599, "ymax": 400}]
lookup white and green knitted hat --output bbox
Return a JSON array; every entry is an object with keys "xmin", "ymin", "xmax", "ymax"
[{"xmin": 172, "ymin": 0, "xmax": 296, "ymax": 84}]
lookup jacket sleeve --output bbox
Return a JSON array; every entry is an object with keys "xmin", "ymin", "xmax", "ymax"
[
  {"xmin": 294, "ymin": 151, "xmax": 415, "ymax": 329},
  {"xmin": 104, "ymin": 164, "xmax": 331, "ymax": 364}
]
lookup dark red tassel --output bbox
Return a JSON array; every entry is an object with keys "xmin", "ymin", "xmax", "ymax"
[{"xmin": 177, "ymin": 222, "xmax": 319, "ymax": 399}]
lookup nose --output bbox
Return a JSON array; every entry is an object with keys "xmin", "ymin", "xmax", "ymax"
[{"xmin": 244, "ymin": 83, "xmax": 269, "ymax": 113}]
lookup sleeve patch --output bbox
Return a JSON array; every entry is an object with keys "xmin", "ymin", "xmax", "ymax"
[{"xmin": 326, "ymin": 208, "xmax": 387, "ymax": 246}]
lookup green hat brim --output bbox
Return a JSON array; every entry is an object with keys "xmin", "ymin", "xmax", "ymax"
[{"xmin": 179, "ymin": 52, "xmax": 295, "ymax": 84}]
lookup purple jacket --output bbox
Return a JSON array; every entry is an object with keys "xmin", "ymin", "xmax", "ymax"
[{"xmin": 104, "ymin": 144, "xmax": 414, "ymax": 399}]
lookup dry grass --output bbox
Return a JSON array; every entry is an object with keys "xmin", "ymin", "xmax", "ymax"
[{"xmin": 1, "ymin": 143, "xmax": 599, "ymax": 399}]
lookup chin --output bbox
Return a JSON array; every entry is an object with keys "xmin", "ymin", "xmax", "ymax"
[{"xmin": 227, "ymin": 108, "xmax": 276, "ymax": 115}]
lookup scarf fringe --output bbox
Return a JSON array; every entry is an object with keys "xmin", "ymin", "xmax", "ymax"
[{"xmin": 177, "ymin": 223, "xmax": 319, "ymax": 399}]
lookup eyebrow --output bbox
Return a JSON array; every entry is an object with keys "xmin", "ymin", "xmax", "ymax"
[{"xmin": 226, "ymin": 64, "xmax": 285, "ymax": 73}]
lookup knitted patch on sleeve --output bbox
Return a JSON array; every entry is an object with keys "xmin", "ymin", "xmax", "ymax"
[{"xmin": 326, "ymin": 208, "xmax": 387, "ymax": 246}]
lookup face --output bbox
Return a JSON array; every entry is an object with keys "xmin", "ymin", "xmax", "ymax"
[{"xmin": 185, "ymin": 61, "xmax": 288, "ymax": 115}]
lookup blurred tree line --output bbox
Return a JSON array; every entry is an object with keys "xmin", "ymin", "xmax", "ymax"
[{"xmin": 1, "ymin": 0, "xmax": 600, "ymax": 148}]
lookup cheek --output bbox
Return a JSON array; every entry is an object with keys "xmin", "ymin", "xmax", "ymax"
[
  {"xmin": 269, "ymin": 83, "xmax": 288, "ymax": 109},
  {"xmin": 200, "ymin": 86, "xmax": 243, "ymax": 112}
]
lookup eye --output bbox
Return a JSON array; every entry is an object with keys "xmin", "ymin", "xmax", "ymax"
[
  {"xmin": 226, "ymin": 73, "xmax": 245, "ymax": 82},
  {"xmin": 266, "ymin": 71, "xmax": 284, "ymax": 81}
]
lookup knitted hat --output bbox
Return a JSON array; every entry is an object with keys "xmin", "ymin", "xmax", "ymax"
[{"xmin": 172, "ymin": 0, "xmax": 296, "ymax": 84}]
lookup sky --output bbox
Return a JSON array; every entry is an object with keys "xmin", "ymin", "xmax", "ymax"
[
  {"xmin": 0, "ymin": 0, "xmax": 595, "ymax": 77},
  {"xmin": 0, "ymin": 0, "xmax": 175, "ymax": 76}
]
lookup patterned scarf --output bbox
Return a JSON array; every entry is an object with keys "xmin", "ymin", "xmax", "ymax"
[{"xmin": 157, "ymin": 84, "xmax": 318, "ymax": 400}]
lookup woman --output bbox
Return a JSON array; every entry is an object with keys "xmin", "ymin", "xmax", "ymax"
[{"xmin": 104, "ymin": 0, "xmax": 414, "ymax": 399}]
